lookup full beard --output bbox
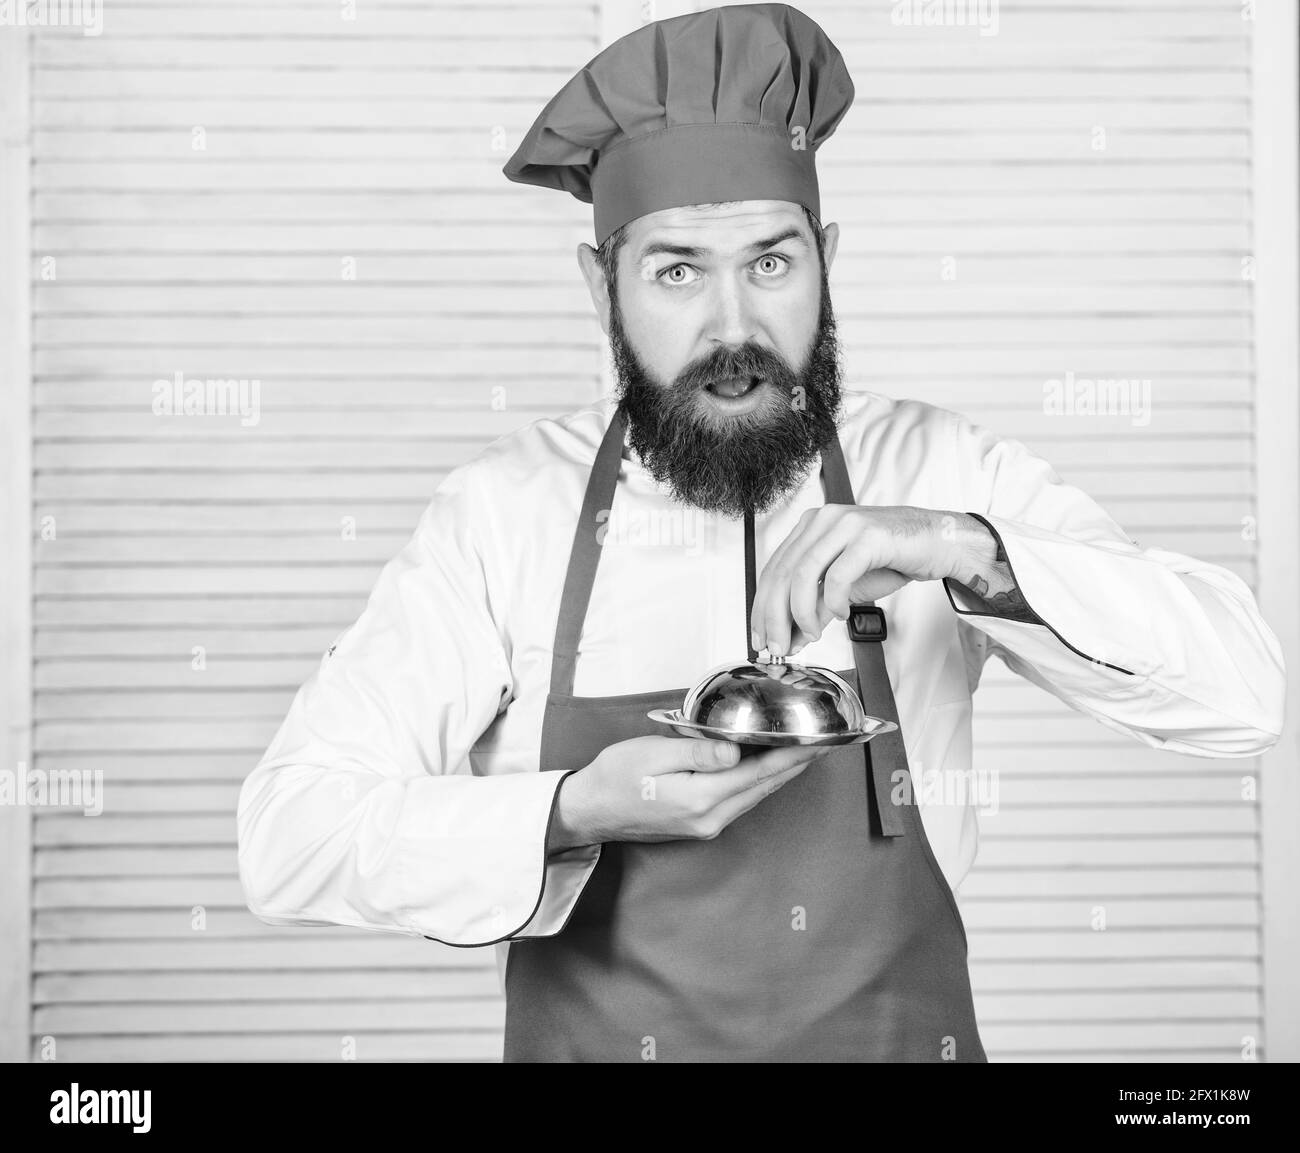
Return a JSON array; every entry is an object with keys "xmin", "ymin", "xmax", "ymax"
[{"xmin": 609, "ymin": 275, "xmax": 843, "ymax": 519}]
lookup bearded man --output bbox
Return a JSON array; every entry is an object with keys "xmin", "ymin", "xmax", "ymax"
[{"xmin": 237, "ymin": 4, "xmax": 1285, "ymax": 1063}]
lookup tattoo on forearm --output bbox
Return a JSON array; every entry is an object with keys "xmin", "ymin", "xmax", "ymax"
[{"xmin": 954, "ymin": 560, "xmax": 1040, "ymax": 623}]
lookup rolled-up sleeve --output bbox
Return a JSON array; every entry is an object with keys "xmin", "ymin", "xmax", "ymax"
[
  {"xmin": 940, "ymin": 409, "xmax": 1286, "ymax": 758},
  {"xmin": 236, "ymin": 459, "xmax": 593, "ymax": 946}
]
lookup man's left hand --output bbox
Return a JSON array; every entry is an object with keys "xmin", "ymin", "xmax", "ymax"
[{"xmin": 749, "ymin": 505, "xmax": 993, "ymax": 657}]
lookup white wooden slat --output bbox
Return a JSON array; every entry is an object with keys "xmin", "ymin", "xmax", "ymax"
[
  {"xmin": 961, "ymin": 898, "xmax": 1259, "ymax": 930},
  {"xmin": 29, "ymin": 130, "xmax": 1253, "ymax": 164},
  {"xmin": 32, "ymin": 69, "xmax": 587, "ymax": 101},
  {"xmin": 35, "ymin": 38, "xmax": 595, "ymax": 69},
  {"xmin": 33, "ymin": 1000, "xmax": 505, "ymax": 1033},
  {"xmin": 961, "ymin": 868, "xmax": 1258, "ymax": 899},
  {"xmin": 32, "ymin": 160, "xmax": 1252, "ymax": 193},
  {"xmin": 966, "ymin": 958, "xmax": 1259, "ymax": 992},
  {"xmin": 36, "ymin": 100, "xmax": 1253, "ymax": 133},
  {"xmin": 31, "ymin": 283, "xmax": 1252, "ymax": 315},
  {"xmin": 35, "ymin": 472, "xmax": 450, "ymax": 501},
  {"xmin": 31, "ymin": 787, "xmax": 243, "ymax": 819},
  {"xmin": 36, "ymin": 67, "xmax": 1248, "ymax": 102},
  {"xmin": 35, "ymin": 627, "xmax": 351, "ymax": 658},
  {"xmin": 976, "ymin": 1022, "xmax": 1258, "ymax": 1053},
  {"xmin": 35, "ymin": 284, "xmax": 597, "ymax": 314},
  {"xmin": 30, "ymin": 252, "xmax": 1256, "ymax": 281},
  {"xmin": 34, "ymin": 660, "xmax": 323, "ymax": 690},
  {"xmin": 32, "ymin": 752, "xmax": 354, "ymax": 781},
  {"xmin": 32, "ymin": 1033, "xmax": 505, "ymax": 1062},
  {"xmin": 35, "ymin": 596, "xmax": 366, "ymax": 627},
  {"xmin": 973, "ymin": 990, "xmax": 1259, "ymax": 1021},
  {"xmin": 33, "ymin": 347, "xmax": 596, "ymax": 375},
  {"xmin": 967, "ymin": 930, "xmax": 1258, "ymax": 960},
  {"xmin": 994, "ymin": 1050, "xmax": 1250, "ymax": 1063},
  {"xmin": 35, "ymin": 847, "xmax": 240, "ymax": 876},
  {"xmin": 34, "ymin": 936, "xmax": 505, "ymax": 970},
  {"xmin": 30, "ymin": 312, "xmax": 1252, "ymax": 346},
  {"xmin": 974, "ymin": 837, "xmax": 1257, "ymax": 868},
  {"xmin": 69, "ymin": 6, "xmax": 596, "ymax": 38},
  {"xmin": 34, "ymin": 969, "xmax": 500, "ymax": 1004},
  {"xmin": 33, "ymin": 222, "xmax": 1252, "ymax": 255},
  {"xmin": 821, "ymin": 6, "xmax": 1247, "ymax": 39}
]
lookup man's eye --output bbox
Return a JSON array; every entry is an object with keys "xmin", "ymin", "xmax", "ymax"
[
  {"xmin": 753, "ymin": 254, "xmax": 789, "ymax": 276},
  {"xmin": 658, "ymin": 264, "xmax": 699, "ymax": 285}
]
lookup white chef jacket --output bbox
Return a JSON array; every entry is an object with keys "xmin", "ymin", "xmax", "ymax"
[{"xmin": 236, "ymin": 389, "xmax": 1286, "ymax": 984}]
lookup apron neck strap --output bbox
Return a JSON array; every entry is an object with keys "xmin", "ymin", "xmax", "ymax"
[{"xmin": 548, "ymin": 408, "xmax": 628, "ymax": 696}]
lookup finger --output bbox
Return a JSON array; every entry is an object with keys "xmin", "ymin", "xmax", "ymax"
[
  {"xmin": 786, "ymin": 521, "xmax": 860, "ymax": 646},
  {"xmin": 786, "ymin": 601, "xmax": 839, "ymax": 656},
  {"xmin": 821, "ymin": 534, "xmax": 881, "ymax": 619},
  {"xmin": 695, "ymin": 743, "xmax": 832, "ymax": 802},
  {"xmin": 680, "ymin": 737, "xmax": 743, "ymax": 773},
  {"xmin": 710, "ymin": 749, "xmax": 832, "ymax": 826},
  {"xmin": 628, "ymin": 734, "xmax": 741, "ymax": 774},
  {"xmin": 750, "ymin": 508, "xmax": 822, "ymax": 654}
]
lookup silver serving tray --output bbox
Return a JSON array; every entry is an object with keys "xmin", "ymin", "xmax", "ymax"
[{"xmin": 647, "ymin": 708, "xmax": 898, "ymax": 748}]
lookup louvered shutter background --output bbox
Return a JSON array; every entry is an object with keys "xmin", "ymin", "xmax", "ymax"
[
  {"xmin": 800, "ymin": 0, "xmax": 1259, "ymax": 1061},
  {"xmin": 30, "ymin": 1, "xmax": 602, "ymax": 1061},
  {"xmin": 27, "ymin": 0, "xmax": 1262, "ymax": 1062}
]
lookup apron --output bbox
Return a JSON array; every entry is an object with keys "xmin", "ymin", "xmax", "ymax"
[{"xmin": 502, "ymin": 409, "xmax": 986, "ymax": 1062}]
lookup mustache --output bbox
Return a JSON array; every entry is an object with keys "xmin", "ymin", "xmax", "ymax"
[{"xmin": 673, "ymin": 343, "xmax": 796, "ymax": 393}]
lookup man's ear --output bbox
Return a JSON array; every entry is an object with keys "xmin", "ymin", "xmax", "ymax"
[
  {"xmin": 576, "ymin": 242, "xmax": 611, "ymax": 336},
  {"xmin": 821, "ymin": 222, "xmax": 840, "ymax": 276}
]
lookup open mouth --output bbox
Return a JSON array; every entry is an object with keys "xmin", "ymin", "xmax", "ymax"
[{"xmin": 706, "ymin": 374, "xmax": 763, "ymax": 399}]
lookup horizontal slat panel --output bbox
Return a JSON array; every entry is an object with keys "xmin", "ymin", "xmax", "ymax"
[
  {"xmin": 34, "ymin": 936, "xmax": 500, "ymax": 970},
  {"xmin": 972, "ymin": 990, "xmax": 1258, "ymax": 1020},
  {"xmin": 30, "ymin": 313, "xmax": 1252, "ymax": 343},
  {"xmin": 974, "ymin": 837, "xmax": 1257, "ymax": 867},
  {"xmin": 34, "ymin": 968, "xmax": 499, "ymax": 1004},
  {"xmin": 967, "ymin": 958, "xmax": 1258, "ymax": 991},
  {"xmin": 60, "ymin": 6, "xmax": 595, "ymax": 38},
  {"xmin": 35, "ymin": 846, "xmax": 239, "ymax": 876},
  {"xmin": 34, "ymin": 999, "xmax": 504, "ymax": 1034},
  {"xmin": 967, "ymin": 930, "xmax": 1258, "ymax": 960},
  {"xmin": 31, "ymin": 1033, "xmax": 504, "ymax": 1061},
  {"xmin": 32, "ymin": 103, "xmax": 1252, "ymax": 134},
  {"xmin": 35, "ymin": 596, "xmax": 366, "ymax": 626},
  {"xmin": 975, "ymin": 1022, "xmax": 1258, "ymax": 1052},
  {"xmin": 31, "ymin": 284, "xmax": 1253, "ymax": 314},
  {"xmin": 29, "ymin": 131, "xmax": 1252, "ymax": 164},
  {"xmin": 35, "ymin": 38, "xmax": 594, "ymax": 68},
  {"xmin": 33, "ymin": 160, "xmax": 1251, "ymax": 192},
  {"xmin": 32, "ymin": 252, "xmax": 1257, "ymax": 281},
  {"xmin": 961, "ymin": 898, "xmax": 1259, "ymax": 930},
  {"xmin": 961, "ymin": 868, "xmax": 1258, "ymax": 899}
]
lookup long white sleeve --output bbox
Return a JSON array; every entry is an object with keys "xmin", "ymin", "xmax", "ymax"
[
  {"xmin": 236, "ymin": 458, "xmax": 596, "ymax": 946},
  {"xmin": 940, "ymin": 409, "xmax": 1286, "ymax": 757}
]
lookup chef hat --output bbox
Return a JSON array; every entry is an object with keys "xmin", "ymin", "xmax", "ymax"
[{"xmin": 502, "ymin": 3, "xmax": 855, "ymax": 247}]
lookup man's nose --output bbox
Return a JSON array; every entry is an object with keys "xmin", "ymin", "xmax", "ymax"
[{"xmin": 703, "ymin": 272, "xmax": 759, "ymax": 347}]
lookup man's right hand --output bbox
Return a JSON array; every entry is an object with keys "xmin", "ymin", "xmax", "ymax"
[{"xmin": 546, "ymin": 735, "xmax": 833, "ymax": 852}]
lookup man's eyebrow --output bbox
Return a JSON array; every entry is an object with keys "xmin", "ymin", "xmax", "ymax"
[
  {"xmin": 745, "ymin": 229, "xmax": 808, "ymax": 254},
  {"xmin": 637, "ymin": 228, "xmax": 809, "ymax": 261},
  {"xmin": 638, "ymin": 240, "xmax": 706, "ymax": 260}
]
